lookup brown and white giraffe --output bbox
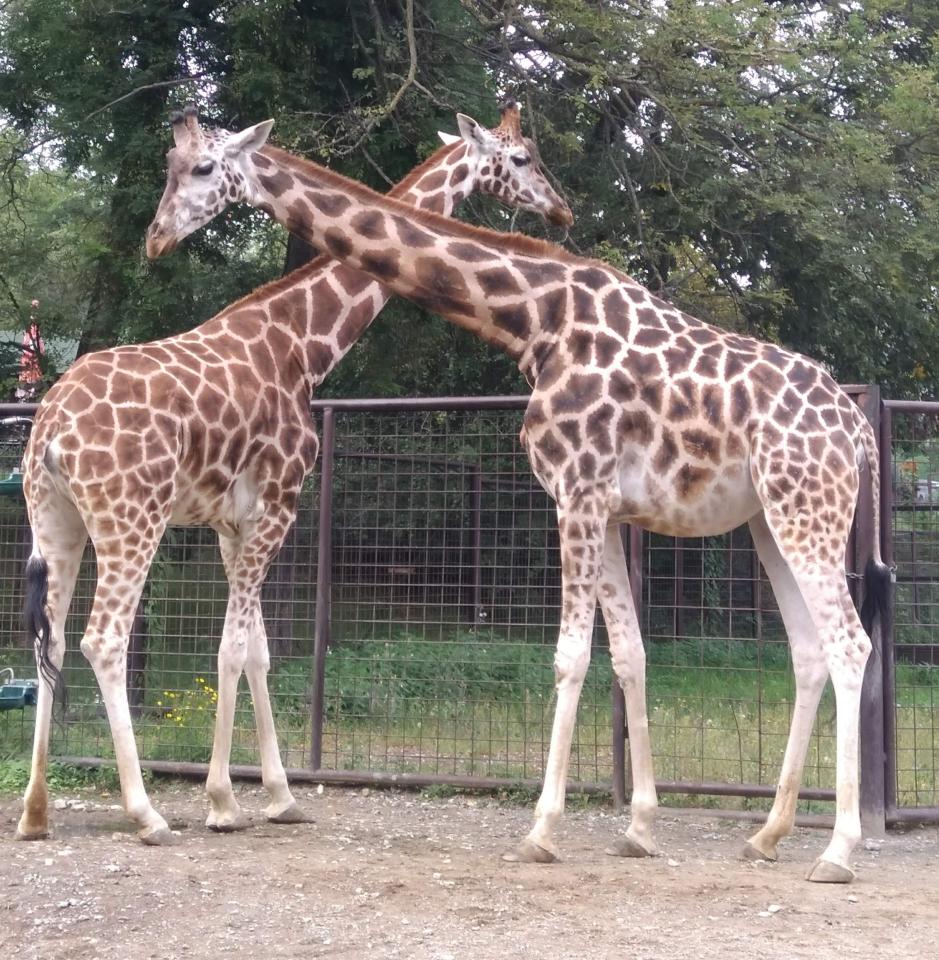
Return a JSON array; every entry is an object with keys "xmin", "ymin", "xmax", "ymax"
[
  {"xmin": 15, "ymin": 103, "xmax": 572, "ymax": 846},
  {"xmin": 148, "ymin": 111, "xmax": 890, "ymax": 883}
]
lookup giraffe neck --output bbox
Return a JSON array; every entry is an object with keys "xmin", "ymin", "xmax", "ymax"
[
  {"xmin": 246, "ymin": 147, "xmax": 569, "ymax": 365},
  {"xmin": 208, "ymin": 141, "xmax": 479, "ymax": 396}
]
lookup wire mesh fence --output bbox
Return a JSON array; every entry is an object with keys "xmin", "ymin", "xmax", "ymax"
[
  {"xmin": 885, "ymin": 403, "xmax": 939, "ymax": 810},
  {"xmin": 0, "ymin": 395, "xmax": 937, "ymax": 820}
]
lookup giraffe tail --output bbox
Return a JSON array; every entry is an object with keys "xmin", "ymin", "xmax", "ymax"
[
  {"xmin": 857, "ymin": 418, "xmax": 892, "ymax": 638},
  {"xmin": 24, "ymin": 545, "xmax": 65, "ymax": 707}
]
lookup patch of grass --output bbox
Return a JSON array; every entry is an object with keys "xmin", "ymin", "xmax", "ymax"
[{"xmin": 0, "ymin": 759, "xmax": 123, "ymax": 795}]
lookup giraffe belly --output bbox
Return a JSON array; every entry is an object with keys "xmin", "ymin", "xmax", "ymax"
[
  {"xmin": 611, "ymin": 461, "xmax": 761, "ymax": 537},
  {"xmin": 167, "ymin": 472, "xmax": 262, "ymax": 535}
]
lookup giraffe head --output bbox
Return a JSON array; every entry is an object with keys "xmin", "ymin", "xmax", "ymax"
[
  {"xmin": 146, "ymin": 102, "xmax": 572, "ymax": 258},
  {"xmin": 447, "ymin": 101, "xmax": 573, "ymax": 228},
  {"xmin": 146, "ymin": 105, "xmax": 275, "ymax": 258}
]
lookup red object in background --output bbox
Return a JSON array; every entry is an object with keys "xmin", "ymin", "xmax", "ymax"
[{"xmin": 17, "ymin": 301, "xmax": 45, "ymax": 400}]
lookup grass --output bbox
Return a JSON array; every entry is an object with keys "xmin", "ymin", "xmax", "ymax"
[
  {"xmin": 4, "ymin": 630, "xmax": 937, "ymax": 812},
  {"xmin": 0, "ymin": 758, "xmax": 123, "ymax": 795}
]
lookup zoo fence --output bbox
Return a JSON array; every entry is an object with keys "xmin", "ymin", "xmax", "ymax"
[{"xmin": 0, "ymin": 389, "xmax": 938, "ymax": 831}]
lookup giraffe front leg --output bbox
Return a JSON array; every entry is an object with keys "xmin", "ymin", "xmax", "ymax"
[
  {"xmin": 504, "ymin": 496, "xmax": 605, "ymax": 864},
  {"xmin": 204, "ymin": 600, "xmax": 250, "ymax": 833},
  {"xmin": 243, "ymin": 604, "xmax": 311, "ymax": 825}
]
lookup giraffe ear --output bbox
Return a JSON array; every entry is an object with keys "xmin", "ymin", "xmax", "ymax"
[
  {"xmin": 224, "ymin": 119, "xmax": 275, "ymax": 157},
  {"xmin": 456, "ymin": 113, "xmax": 497, "ymax": 150},
  {"xmin": 437, "ymin": 131, "xmax": 461, "ymax": 146}
]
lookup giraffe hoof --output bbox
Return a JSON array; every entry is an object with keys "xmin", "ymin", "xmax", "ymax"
[
  {"xmin": 206, "ymin": 813, "xmax": 250, "ymax": 833},
  {"xmin": 139, "ymin": 827, "xmax": 180, "ymax": 847},
  {"xmin": 605, "ymin": 836, "xmax": 657, "ymax": 858},
  {"xmin": 742, "ymin": 841, "xmax": 778, "ymax": 863},
  {"xmin": 805, "ymin": 857, "xmax": 855, "ymax": 884},
  {"xmin": 14, "ymin": 826, "xmax": 49, "ymax": 842},
  {"xmin": 502, "ymin": 839, "xmax": 558, "ymax": 864},
  {"xmin": 266, "ymin": 802, "xmax": 315, "ymax": 825}
]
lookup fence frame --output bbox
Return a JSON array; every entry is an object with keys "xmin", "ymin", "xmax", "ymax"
[{"xmin": 3, "ymin": 391, "xmax": 939, "ymax": 827}]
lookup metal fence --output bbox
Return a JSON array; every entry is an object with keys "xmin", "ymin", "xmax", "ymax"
[{"xmin": 0, "ymin": 392, "xmax": 938, "ymax": 826}]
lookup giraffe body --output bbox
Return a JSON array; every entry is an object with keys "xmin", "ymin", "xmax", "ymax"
[
  {"xmin": 16, "ymin": 104, "xmax": 571, "ymax": 844},
  {"xmin": 148, "ymin": 113, "xmax": 889, "ymax": 883}
]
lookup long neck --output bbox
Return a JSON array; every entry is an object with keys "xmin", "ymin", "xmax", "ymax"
[
  {"xmin": 212, "ymin": 142, "xmax": 479, "ymax": 394},
  {"xmin": 248, "ymin": 147, "xmax": 566, "ymax": 364}
]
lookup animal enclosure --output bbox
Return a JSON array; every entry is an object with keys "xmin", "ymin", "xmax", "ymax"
[{"xmin": 0, "ymin": 392, "xmax": 937, "ymax": 822}]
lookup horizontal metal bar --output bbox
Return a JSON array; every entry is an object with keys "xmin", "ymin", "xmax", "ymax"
[
  {"xmin": 55, "ymin": 756, "xmax": 835, "ymax": 802},
  {"xmin": 311, "ymin": 395, "xmax": 530, "ymax": 413},
  {"xmin": 883, "ymin": 400, "xmax": 939, "ymax": 414},
  {"xmin": 885, "ymin": 806, "xmax": 939, "ymax": 824},
  {"xmin": 0, "ymin": 403, "xmax": 38, "ymax": 417}
]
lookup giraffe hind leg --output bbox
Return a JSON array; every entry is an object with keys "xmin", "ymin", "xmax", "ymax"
[
  {"xmin": 756, "ymin": 509, "xmax": 868, "ymax": 883},
  {"xmin": 16, "ymin": 491, "xmax": 86, "ymax": 840},
  {"xmin": 743, "ymin": 511, "xmax": 828, "ymax": 863},
  {"xmin": 81, "ymin": 521, "xmax": 176, "ymax": 844}
]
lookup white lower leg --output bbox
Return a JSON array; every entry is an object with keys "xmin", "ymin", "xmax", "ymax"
[
  {"xmin": 244, "ymin": 614, "xmax": 295, "ymax": 817},
  {"xmin": 747, "ymin": 511, "xmax": 827, "ymax": 860},
  {"xmin": 205, "ymin": 628, "xmax": 247, "ymax": 828},
  {"xmin": 526, "ymin": 638, "xmax": 591, "ymax": 853},
  {"xmin": 816, "ymin": 667, "xmax": 864, "ymax": 871},
  {"xmin": 599, "ymin": 528, "xmax": 657, "ymax": 855},
  {"xmin": 17, "ymin": 675, "xmax": 56, "ymax": 838},
  {"xmin": 746, "ymin": 665, "xmax": 827, "ymax": 859},
  {"xmin": 85, "ymin": 640, "xmax": 168, "ymax": 839}
]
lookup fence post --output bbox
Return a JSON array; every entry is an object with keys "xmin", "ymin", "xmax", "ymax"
[
  {"xmin": 879, "ymin": 405, "xmax": 897, "ymax": 818},
  {"xmin": 309, "ymin": 406, "xmax": 335, "ymax": 771},
  {"xmin": 854, "ymin": 386, "xmax": 886, "ymax": 837}
]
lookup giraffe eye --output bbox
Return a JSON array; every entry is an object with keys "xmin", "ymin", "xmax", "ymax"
[
  {"xmin": 192, "ymin": 160, "xmax": 215, "ymax": 176},
  {"xmin": 511, "ymin": 155, "xmax": 530, "ymax": 168}
]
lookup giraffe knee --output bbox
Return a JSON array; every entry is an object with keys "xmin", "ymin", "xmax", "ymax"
[
  {"xmin": 218, "ymin": 634, "xmax": 247, "ymax": 675},
  {"xmin": 554, "ymin": 637, "xmax": 590, "ymax": 687},
  {"xmin": 80, "ymin": 632, "xmax": 126, "ymax": 672}
]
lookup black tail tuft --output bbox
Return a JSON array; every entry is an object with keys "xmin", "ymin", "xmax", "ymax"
[
  {"xmin": 24, "ymin": 555, "xmax": 65, "ymax": 709},
  {"xmin": 860, "ymin": 556, "xmax": 892, "ymax": 639}
]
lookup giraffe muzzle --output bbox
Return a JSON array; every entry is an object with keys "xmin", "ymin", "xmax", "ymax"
[{"xmin": 145, "ymin": 223, "xmax": 178, "ymax": 260}]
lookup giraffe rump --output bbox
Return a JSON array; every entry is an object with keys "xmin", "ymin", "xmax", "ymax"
[{"xmin": 24, "ymin": 554, "xmax": 65, "ymax": 707}]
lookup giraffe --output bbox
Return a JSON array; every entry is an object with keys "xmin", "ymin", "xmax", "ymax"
[
  {"xmin": 148, "ymin": 108, "xmax": 891, "ymax": 884},
  {"xmin": 15, "ymin": 102, "xmax": 572, "ymax": 847}
]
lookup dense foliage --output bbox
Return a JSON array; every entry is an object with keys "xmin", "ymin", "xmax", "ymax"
[{"xmin": 0, "ymin": 0, "xmax": 937, "ymax": 398}]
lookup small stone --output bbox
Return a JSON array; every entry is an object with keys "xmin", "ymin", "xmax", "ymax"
[
  {"xmin": 847, "ymin": 895, "xmax": 859, "ymax": 904},
  {"xmin": 758, "ymin": 911, "xmax": 771, "ymax": 919},
  {"xmin": 54, "ymin": 799, "xmax": 68, "ymax": 811},
  {"xmin": 71, "ymin": 802, "xmax": 86, "ymax": 812},
  {"xmin": 103, "ymin": 864, "xmax": 120, "ymax": 874},
  {"xmin": 316, "ymin": 785, "xmax": 325, "ymax": 796},
  {"xmin": 767, "ymin": 904, "xmax": 783, "ymax": 914},
  {"xmin": 361, "ymin": 788, "xmax": 370, "ymax": 797},
  {"xmin": 667, "ymin": 859, "xmax": 679, "ymax": 867}
]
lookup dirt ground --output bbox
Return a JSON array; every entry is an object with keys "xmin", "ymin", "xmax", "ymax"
[{"xmin": 2, "ymin": 781, "xmax": 938, "ymax": 960}]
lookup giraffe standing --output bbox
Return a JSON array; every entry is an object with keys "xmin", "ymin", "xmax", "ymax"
[
  {"xmin": 16, "ymin": 103, "xmax": 572, "ymax": 846},
  {"xmin": 148, "ymin": 113, "xmax": 889, "ymax": 883}
]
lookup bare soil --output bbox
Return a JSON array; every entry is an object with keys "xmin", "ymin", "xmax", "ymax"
[{"xmin": 3, "ymin": 781, "xmax": 938, "ymax": 960}]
